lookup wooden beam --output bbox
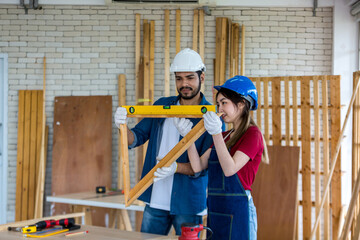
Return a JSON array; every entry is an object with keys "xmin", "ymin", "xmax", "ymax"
[
  {"xmin": 135, "ymin": 14, "xmax": 141, "ymax": 101},
  {"xmin": 15, "ymin": 91, "xmax": 25, "ymax": 221},
  {"xmin": 164, "ymin": 9, "xmax": 170, "ymax": 97},
  {"xmin": 313, "ymin": 76, "xmax": 321, "ymax": 239},
  {"xmin": 120, "ymin": 124, "xmax": 130, "ymax": 204},
  {"xmin": 199, "ymin": 9, "xmax": 204, "ymax": 62},
  {"xmin": 126, "ymin": 119, "xmax": 208, "ymax": 207},
  {"xmin": 34, "ymin": 56, "xmax": 46, "ymax": 219},
  {"xmin": 271, "ymin": 77, "xmax": 281, "ymax": 145},
  {"xmin": 192, "ymin": 9, "xmax": 198, "ymax": 52},
  {"xmin": 118, "ymin": 74, "xmax": 126, "ymax": 190},
  {"xmin": 241, "ymin": 24, "xmax": 245, "ymax": 75},
  {"xmin": 176, "ymin": 9, "xmax": 181, "ymax": 54},
  {"xmin": 301, "ymin": 76, "xmax": 311, "ymax": 239},
  {"xmin": 322, "ymin": 76, "xmax": 330, "ymax": 239},
  {"xmin": 149, "ymin": 20, "xmax": 155, "ymax": 104}
]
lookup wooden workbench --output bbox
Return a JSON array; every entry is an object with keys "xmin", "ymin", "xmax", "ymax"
[
  {"xmin": 46, "ymin": 191, "xmax": 145, "ymax": 230},
  {"xmin": 0, "ymin": 225, "xmax": 176, "ymax": 240}
]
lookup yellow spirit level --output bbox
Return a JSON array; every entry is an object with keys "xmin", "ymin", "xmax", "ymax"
[{"xmin": 122, "ymin": 105, "xmax": 216, "ymax": 118}]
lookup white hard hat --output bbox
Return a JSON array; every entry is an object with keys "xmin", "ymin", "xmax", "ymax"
[{"xmin": 170, "ymin": 48, "xmax": 206, "ymax": 73}]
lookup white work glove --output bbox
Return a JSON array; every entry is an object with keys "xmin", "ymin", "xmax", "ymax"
[
  {"xmin": 203, "ymin": 111, "xmax": 222, "ymax": 136},
  {"xmin": 154, "ymin": 162, "xmax": 178, "ymax": 182},
  {"xmin": 114, "ymin": 107, "xmax": 128, "ymax": 128},
  {"xmin": 173, "ymin": 118, "xmax": 193, "ymax": 137}
]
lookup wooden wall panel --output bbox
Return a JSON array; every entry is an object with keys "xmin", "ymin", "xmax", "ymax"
[
  {"xmin": 252, "ymin": 146, "xmax": 300, "ymax": 240},
  {"xmin": 52, "ymin": 96, "xmax": 112, "ymax": 227}
]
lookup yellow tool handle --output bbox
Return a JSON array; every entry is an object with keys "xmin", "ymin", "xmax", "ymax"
[
  {"xmin": 22, "ymin": 226, "xmax": 37, "ymax": 233},
  {"xmin": 24, "ymin": 229, "xmax": 69, "ymax": 238}
]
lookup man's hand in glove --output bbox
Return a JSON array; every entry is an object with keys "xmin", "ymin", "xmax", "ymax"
[
  {"xmin": 154, "ymin": 162, "xmax": 178, "ymax": 182},
  {"xmin": 173, "ymin": 118, "xmax": 193, "ymax": 137},
  {"xmin": 114, "ymin": 107, "xmax": 127, "ymax": 128}
]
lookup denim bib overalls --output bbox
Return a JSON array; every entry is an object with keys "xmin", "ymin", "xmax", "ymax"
[{"xmin": 207, "ymin": 147, "xmax": 257, "ymax": 240}]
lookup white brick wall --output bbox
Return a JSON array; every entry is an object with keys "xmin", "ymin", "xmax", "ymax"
[{"xmin": 0, "ymin": 4, "xmax": 332, "ymax": 223}]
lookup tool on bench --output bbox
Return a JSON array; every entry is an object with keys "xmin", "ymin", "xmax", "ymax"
[
  {"xmin": 7, "ymin": 218, "xmax": 76, "ymax": 234},
  {"xmin": 178, "ymin": 223, "xmax": 213, "ymax": 240},
  {"xmin": 122, "ymin": 105, "xmax": 216, "ymax": 118}
]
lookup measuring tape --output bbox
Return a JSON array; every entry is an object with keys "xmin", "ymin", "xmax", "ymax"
[{"xmin": 122, "ymin": 105, "xmax": 216, "ymax": 118}]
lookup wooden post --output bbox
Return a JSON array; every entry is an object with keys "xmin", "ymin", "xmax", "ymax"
[
  {"xmin": 322, "ymin": 76, "xmax": 330, "ymax": 239},
  {"xmin": 284, "ymin": 77, "xmax": 290, "ymax": 145},
  {"xmin": 199, "ymin": 9, "xmax": 204, "ymax": 62},
  {"xmin": 164, "ymin": 10, "xmax": 170, "ymax": 97},
  {"xmin": 118, "ymin": 74, "xmax": 126, "ymax": 190},
  {"xmin": 34, "ymin": 56, "xmax": 46, "ymax": 219},
  {"xmin": 313, "ymin": 76, "xmax": 321, "ymax": 239},
  {"xmin": 176, "ymin": 9, "xmax": 181, "ymax": 54},
  {"xmin": 120, "ymin": 124, "xmax": 130, "ymax": 204},
  {"xmin": 263, "ymin": 78, "xmax": 269, "ymax": 144},
  {"xmin": 149, "ymin": 20, "xmax": 155, "ymax": 103},
  {"xmin": 301, "ymin": 76, "xmax": 311, "ymax": 239},
  {"xmin": 240, "ymin": 25, "xmax": 245, "ymax": 75},
  {"xmin": 192, "ymin": 9, "xmax": 198, "ymax": 52},
  {"xmin": 271, "ymin": 78, "xmax": 281, "ymax": 145}
]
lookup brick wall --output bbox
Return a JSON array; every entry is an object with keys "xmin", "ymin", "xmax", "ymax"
[{"xmin": 0, "ymin": 4, "xmax": 332, "ymax": 223}]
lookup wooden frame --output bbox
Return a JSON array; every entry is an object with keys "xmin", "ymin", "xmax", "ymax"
[
  {"xmin": 120, "ymin": 118, "xmax": 207, "ymax": 207},
  {"xmin": 250, "ymin": 75, "xmax": 342, "ymax": 239}
]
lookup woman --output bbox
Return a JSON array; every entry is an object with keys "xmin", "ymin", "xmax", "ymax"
[{"xmin": 174, "ymin": 75, "xmax": 268, "ymax": 239}]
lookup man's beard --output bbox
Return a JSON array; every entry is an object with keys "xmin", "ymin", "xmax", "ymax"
[{"xmin": 177, "ymin": 81, "xmax": 201, "ymax": 100}]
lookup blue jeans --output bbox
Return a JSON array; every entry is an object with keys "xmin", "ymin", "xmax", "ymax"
[
  {"xmin": 247, "ymin": 191, "xmax": 258, "ymax": 240},
  {"xmin": 141, "ymin": 205, "xmax": 203, "ymax": 235}
]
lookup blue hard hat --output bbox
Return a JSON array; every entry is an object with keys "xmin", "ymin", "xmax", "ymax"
[{"xmin": 214, "ymin": 75, "xmax": 258, "ymax": 110}]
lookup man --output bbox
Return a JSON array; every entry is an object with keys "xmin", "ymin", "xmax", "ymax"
[{"xmin": 114, "ymin": 48, "xmax": 221, "ymax": 235}]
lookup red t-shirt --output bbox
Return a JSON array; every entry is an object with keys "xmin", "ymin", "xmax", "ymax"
[{"xmin": 222, "ymin": 126, "xmax": 264, "ymax": 191}]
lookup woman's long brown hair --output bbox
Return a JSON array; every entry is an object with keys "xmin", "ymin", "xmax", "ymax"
[{"xmin": 216, "ymin": 88, "xmax": 269, "ymax": 164}]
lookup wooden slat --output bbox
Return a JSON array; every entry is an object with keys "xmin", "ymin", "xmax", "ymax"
[
  {"xmin": 192, "ymin": 9, "xmax": 198, "ymax": 52},
  {"xmin": 240, "ymin": 24, "xmax": 245, "ymax": 75},
  {"xmin": 330, "ymin": 75, "xmax": 341, "ymax": 239},
  {"xmin": 164, "ymin": 10, "xmax": 170, "ymax": 97},
  {"xmin": 21, "ymin": 90, "xmax": 31, "ymax": 220},
  {"xmin": 219, "ymin": 18, "xmax": 227, "ymax": 86},
  {"xmin": 352, "ymin": 71, "xmax": 360, "ymax": 238},
  {"xmin": 301, "ymin": 76, "xmax": 311, "ymax": 239},
  {"xmin": 120, "ymin": 124, "xmax": 130, "ymax": 204},
  {"xmin": 313, "ymin": 76, "xmax": 321, "ymax": 240},
  {"xmin": 292, "ymin": 76, "xmax": 298, "ymax": 146},
  {"xmin": 233, "ymin": 23, "xmax": 240, "ymax": 76},
  {"xmin": 263, "ymin": 78, "xmax": 269, "ymax": 144},
  {"xmin": 35, "ymin": 91, "xmax": 43, "ymax": 202},
  {"xmin": 28, "ymin": 91, "xmax": 38, "ymax": 219},
  {"xmin": 118, "ymin": 74, "xmax": 126, "ymax": 190},
  {"xmin": 199, "ymin": 9, "xmax": 204, "ymax": 62},
  {"xmin": 227, "ymin": 19, "xmax": 232, "ymax": 78},
  {"xmin": 284, "ymin": 77, "xmax": 290, "ymax": 145},
  {"xmin": 15, "ymin": 91, "xmax": 25, "ymax": 221},
  {"xmin": 143, "ymin": 20, "xmax": 150, "ymax": 104},
  {"xmin": 271, "ymin": 78, "xmax": 281, "ymax": 145},
  {"xmin": 135, "ymin": 14, "xmax": 141, "ymax": 100},
  {"xmin": 176, "ymin": 9, "xmax": 181, "ymax": 54},
  {"xmin": 34, "ymin": 57, "xmax": 46, "ymax": 219},
  {"xmin": 215, "ymin": 18, "xmax": 221, "ymax": 88},
  {"xmin": 256, "ymin": 79, "xmax": 261, "ymax": 129},
  {"xmin": 149, "ymin": 20, "xmax": 155, "ymax": 104},
  {"xmin": 126, "ymin": 119, "xmax": 207, "ymax": 207}
]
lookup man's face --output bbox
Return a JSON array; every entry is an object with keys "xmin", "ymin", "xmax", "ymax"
[{"xmin": 175, "ymin": 72, "xmax": 204, "ymax": 100}]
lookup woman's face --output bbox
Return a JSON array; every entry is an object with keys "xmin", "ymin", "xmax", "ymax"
[{"xmin": 216, "ymin": 93, "xmax": 244, "ymax": 124}]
